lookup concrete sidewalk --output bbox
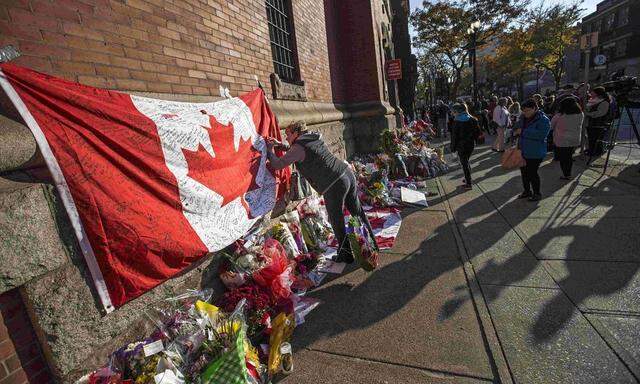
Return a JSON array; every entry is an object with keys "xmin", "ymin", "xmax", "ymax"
[{"xmin": 281, "ymin": 143, "xmax": 640, "ymax": 383}]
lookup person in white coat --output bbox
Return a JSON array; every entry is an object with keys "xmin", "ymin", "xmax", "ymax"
[
  {"xmin": 552, "ymin": 97, "xmax": 584, "ymax": 179},
  {"xmin": 492, "ymin": 97, "xmax": 510, "ymax": 152}
]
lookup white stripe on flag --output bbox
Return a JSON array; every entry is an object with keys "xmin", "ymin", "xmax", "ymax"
[{"xmin": 0, "ymin": 68, "xmax": 115, "ymax": 313}]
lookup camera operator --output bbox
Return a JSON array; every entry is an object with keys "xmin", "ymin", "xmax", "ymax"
[{"xmin": 585, "ymin": 87, "xmax": 612, "ymax": 157}]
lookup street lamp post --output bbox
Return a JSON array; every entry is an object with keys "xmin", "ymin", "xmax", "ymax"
[
  {"xmin": 535, "ymin": 63, "xmax": 542, "ymax": 94},
  {"xmin": 467, "ymin": 21, "xmax": 481, "ymax": 108}
]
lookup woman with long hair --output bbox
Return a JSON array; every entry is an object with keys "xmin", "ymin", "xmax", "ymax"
[{"xmin": 552, "ymin": 98, "xmax": 584, "ymax": 179}]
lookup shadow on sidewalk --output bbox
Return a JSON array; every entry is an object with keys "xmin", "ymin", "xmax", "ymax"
[
  {"xmin": 441, "ymin": 159, "xmax": 640, "ymax": 342},
  {"xmin": 293, "ymin": 148, "xmax": 639, "ymax": 362}
]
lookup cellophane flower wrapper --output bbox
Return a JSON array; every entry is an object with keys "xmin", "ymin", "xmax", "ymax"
[
  {"xmin": 269, "ymin": 222, "xmax": 300, "ymax": 259},
  {"xmin": 199, "ymin": 301, "xmax": 251, "ymax": 384},
  {"xmin": 282, "ymin": 211, "xmax": 308, "ymax": 254},
  {"xmin": 291, "ymin": 252, "xmax": 321, "ymax": 293},
  {"xmin": 216, "ymin": 284, "xmax": 272, "ymax": 343},
  {"xmin": 346, "ymin": 217, "xmax": 379, "ymax": 272},
  {"xmin": 252, "ymin": 239, "xmax": 294, "ymax": 303}
]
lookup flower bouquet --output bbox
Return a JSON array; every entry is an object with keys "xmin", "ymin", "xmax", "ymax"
[
  {"xmin": 347, "ymin": 216, "xmax": 379, "ymax": 272},
  {"xmin": 291, "ymin": 252, "xmax": 321, "ymax": 292},
  {"xmin": 269, "ymin": 222, "xmax": 300, "ymax": 259}
]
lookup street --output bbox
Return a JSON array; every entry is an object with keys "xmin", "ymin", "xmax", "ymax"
[{"xmin": 282, "ymin": 140, "xmax": 640, "ymax": 383}]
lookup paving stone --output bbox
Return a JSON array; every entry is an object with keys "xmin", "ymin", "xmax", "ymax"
[
  {"xmin": 484, "ymin": 285, "xmax": 636, "ymax": 383},
  {"xmin": 478, "ymin": 174, "xmax": 638, "ymax": 199},
  {"xmin": 385, "ymin": 209, "xmax": 453, "ymax": 256},
  {"xmin": 279, "ymin": 350, "xmax": 493, "ymax": 384},
  {"xmin": 293, "ymin": 235, "xmax": 495, "ymax": 380},
  {"xmin": 498, "ymin": 195, "xmax": 640, "ymax": 221},
  {"xmin": 544, "ymin": 260, "xmax": 640, "ymax": 314},
  {"xmin": 458, "ymin": 221, "xmax": 557, "ymax": 289},
  {"xmin": 514, "ymin": 218, "xmax": 640, "ymax": 262},
  {"xmin": 444, "ymin": 188, "xmax": 503, "ymax": 224},
  {"xmin": 585, "ymin": 314, "xmax": 640, "ymax": 379}
]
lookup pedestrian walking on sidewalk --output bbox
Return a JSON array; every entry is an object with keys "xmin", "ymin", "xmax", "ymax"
[
  {"xmin": 492, "ymin": 97, "xmax": 510, "ymax": 152},
  {"xmin": 450, "ymin": 103, "xmax": 481, "ymax": 190},
  {"xmin": 515, "ymin": 99, "xmax": 551, "ymax": 202},
  {"xmin": 488, "ymin": 96, "xmax": 498, "ymax": 134},
  {"xmin": 436, "ymin": 100, "xmax": 450, "ymax": 138},
  {"xmin": 266, "ymin": 121, "xmax": 378, "ymax": 263},
  {"xmin": 552, "ymin": 97, "xmax": 584, "ymax": 180}
]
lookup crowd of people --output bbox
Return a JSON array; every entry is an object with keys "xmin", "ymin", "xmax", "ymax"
[{"xmin": 417, "ymin": 83, "xmax": 618, "ymax": 201}]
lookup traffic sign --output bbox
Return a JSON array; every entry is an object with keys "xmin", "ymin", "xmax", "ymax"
[
  {"xmin": 385, "ymin": 59, "xmax": 402, "ymax": 80},
  {"xmin": 594, "ymin": 54, "xmax": 607, "ymax": 65},
  {"xmin": 580, "ymin": 32, "xmax": 599, "ymax": 50}
]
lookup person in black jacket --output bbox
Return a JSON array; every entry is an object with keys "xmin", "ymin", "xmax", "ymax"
[
  {"xmin": 266, "ymin": 121, "xmax": 378, "ymax": 263},
  {"xmin": 450, "ymin": 103, "xmax": 481, "ymax": 190}
]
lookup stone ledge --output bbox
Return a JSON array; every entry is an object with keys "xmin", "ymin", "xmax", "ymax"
[
  {"xmin": 0, "ymin": 92, "xmax": 396, "ymax": 174},
  {"xmin": 0, "ymin": 184, "xmax": 70, "ymax": 294}
]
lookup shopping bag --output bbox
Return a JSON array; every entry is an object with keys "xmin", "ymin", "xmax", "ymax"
[{"xmin": 501, "ymin": 147, "xmax": 526, "ymax": 170}]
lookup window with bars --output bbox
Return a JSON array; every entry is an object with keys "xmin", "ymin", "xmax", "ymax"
[
  {"xmin": 618, "ymin": 7, "xmax": 629, "ymax": 26},
  {"xmin": 266, "ymin": 0, "xmax": 299, "ymax": 83},
  {"xmin": 616, "ymin": 39, "xmax": 627, "ymax": 57}
]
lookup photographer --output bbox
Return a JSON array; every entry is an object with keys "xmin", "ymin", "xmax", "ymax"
[{"xmin": 585, "ymin": 87, "xmax": 612, "ymax": 156}]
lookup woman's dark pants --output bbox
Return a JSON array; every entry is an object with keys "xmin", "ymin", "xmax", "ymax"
[
  {"xmin": 556, "ymin": 146, "xmax": 575, "ymax": 177},
  {"xmin": 323, "ymin": 169, "xmax": 377, "ymax": 258},
  {"xmin": 458, "ymin": 149, "xmax": 473, "ymax": 185},
  {"xmin": 520, "ymin": 158, "xmax": 543, "ymax": 195}
]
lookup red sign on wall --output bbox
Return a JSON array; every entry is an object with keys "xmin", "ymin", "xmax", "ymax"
[{"xmin": 385, "ymin": 59, "xmax": 402, "ymax": 80}]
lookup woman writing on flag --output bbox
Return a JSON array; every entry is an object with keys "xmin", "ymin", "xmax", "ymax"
[{"xmin": 265, "ymin": 121, "xmax": 378, "ymax": 263}]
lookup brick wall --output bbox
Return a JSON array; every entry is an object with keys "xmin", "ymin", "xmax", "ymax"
[
  {"xmin": 0, "ymin": 289, "xmax": 53, "ymax": 384},
  {"xmin": 0, "ymin": 0, "xmax": 333, "ymax": 102},
  {"xmin": 291, "ymin": 0, "xmax": 332, "ymax": 102},
  {"xmin": 324, "ymin": 0, "xmax": 381, "ymax": 104}
]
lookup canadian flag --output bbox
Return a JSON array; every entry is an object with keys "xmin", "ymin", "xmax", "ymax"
[{"xmin": 0, "ymin": 63, "xmax": 289, "ymax": 311}]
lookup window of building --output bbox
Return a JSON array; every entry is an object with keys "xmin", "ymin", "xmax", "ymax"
[
  {"xmin": 593, "ymin": 18, "xmax": 602, "ymax": 32},
  {"xmin": 266, "ymin": 0, "xmax": 299, "ymax": 82},
  {"xmin": 605, "ymin": 12, "xmax": 615, "ymax": 30},
  {"xmin": 583, "ymin": 23, "xmax": 591, "ymax": 34},
  {"xmin": 619, "ymin": 7, "xmax": 629, "ymax": 26},
  {"xmin": 616, "ymin": 39, "xmax": 627, "ymax": 57}
]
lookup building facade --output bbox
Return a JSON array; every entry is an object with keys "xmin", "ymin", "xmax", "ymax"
[
  {"xmin": 390, "ymin": 0, "xmax": 418, "ymax": 120},
  {"xmin": 580, "ymin": 0, "xmax": 640, "ymax": 82},
  {"xmin": 0, "ymin": 0, "xmax": 407, "ymax": 381}
]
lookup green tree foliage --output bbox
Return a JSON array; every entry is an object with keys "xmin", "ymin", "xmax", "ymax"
[
  {"xmin": 528, "ymin": 3, "xmax": 583, "ymax": 90},
  {"xmin": 411, "ymin": 0, "xmax": 525, "ymax": 100},
  {"xmin": 485, "ymin": 27, "xmax": 535, "ymax": 98}
]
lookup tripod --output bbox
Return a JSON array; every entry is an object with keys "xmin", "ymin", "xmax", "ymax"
[{"xmin": 600, "ymin": 105, "xmax": 640, "ymax": 173}]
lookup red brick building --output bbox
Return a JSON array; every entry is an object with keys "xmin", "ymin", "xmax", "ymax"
[{"xmin": 0, "ymin": 0, "xmax": 404, "ymax": 381}]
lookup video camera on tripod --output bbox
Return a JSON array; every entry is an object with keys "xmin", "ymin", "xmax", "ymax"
[
  {"xmin": 601, "ymin": 75, "xmax": 640, "ymax": 108},
  {"xmin": 596, "ymin": 74, "xmax": 640, "ymax": 172}
]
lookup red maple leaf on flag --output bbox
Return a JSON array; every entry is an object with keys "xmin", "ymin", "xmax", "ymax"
[{"xmin": 182, "ymin": 114, "xmax": 262, "ymax": 215}]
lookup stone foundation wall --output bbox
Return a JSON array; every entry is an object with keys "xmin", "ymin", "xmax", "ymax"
[{"xmin": 0, "ymin": 94, "xmax": 396, "ymax": 382}]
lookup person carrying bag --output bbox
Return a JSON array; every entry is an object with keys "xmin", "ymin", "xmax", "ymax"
[
  {"xmin": 501, "ymin": 131, "xmax": 526, "ymax": 170},
  {"xmin": 515, "ymin": 99, "xmax": 552, "ymax": 202}
]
